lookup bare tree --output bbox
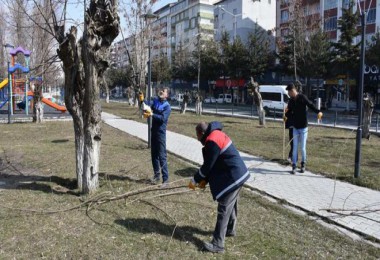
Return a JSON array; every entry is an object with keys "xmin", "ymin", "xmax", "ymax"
[
  {"xmin": 248, "ymin": 77, "xmax": 265, "ymax": 126},
  {"xmin": 13, "ymin": 0, "xmax": 120, "ymax": 193},
  {"xmin": 4, "ymin": 0, "xmax": 61, "ymax": 122},
  {"xmin": 30, "ymin": 0, "xmax": 59, "ymax": 122},
  {"xmin": 122, "ymin": 0, "xmax": 153, "ymax": 105},
  {"xmin": 55, "ymin": 0, "xmax": 119, "ymax": 193}
]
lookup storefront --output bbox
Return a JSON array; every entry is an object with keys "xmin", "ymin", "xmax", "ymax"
[
  {"xmin": 364, "ymin": 65, "xmax": 380, "ymax": 110},
  {"xmin": 213, "ymin": 78, "xmax": 247, "ymax": 104}
]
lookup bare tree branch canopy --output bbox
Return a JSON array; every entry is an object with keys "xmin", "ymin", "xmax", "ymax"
[{"xmin": 2, "ymin": 0, "xmax": 120, "ymax": 193}]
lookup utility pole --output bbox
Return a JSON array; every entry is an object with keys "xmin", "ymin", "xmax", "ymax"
[{"xmin": 354, "ymin": 11, "xmax": 366, "ymax": 178}]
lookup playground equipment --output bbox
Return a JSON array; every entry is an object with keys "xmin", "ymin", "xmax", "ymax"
[
  {"xmin": 0, "ymin": 47, "xmax": 67, "ymax": 115},
  {"xmin": 16, "ymin": 91, "xmax": 66, "ymax": 112}
]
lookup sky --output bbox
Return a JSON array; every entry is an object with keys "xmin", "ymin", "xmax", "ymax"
[{"xmin": 66, "ymin": 0, "xmax": 175, "ymax": 42}]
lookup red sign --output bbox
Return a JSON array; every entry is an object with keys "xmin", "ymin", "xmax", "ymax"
[{"xmin": 215, "ymin": 79, "xmax": 245, "ymax": 88}]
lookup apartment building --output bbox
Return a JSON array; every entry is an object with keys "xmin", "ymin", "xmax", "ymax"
[
  {"xmin": 214, "ymin": 0, "xmax": 277, "ymax": 44},
  {"xmin": 276, "ymin": 0, "xmax": 380, "ymax": 109},
  {"xmin": 165, "ymin": 0, "xmax": 217, "ymax": 59},
  {"xmin": 109, "ymin": 0, "xmax": 278, "ymax": 96},
  {"xmin": 278, "ymin": 0, "xmax": 377, "ymax": 42}
]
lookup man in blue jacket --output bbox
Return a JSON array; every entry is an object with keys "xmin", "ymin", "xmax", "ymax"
[
  {"xmin": 143, "ymin": 87, "xmax": 171, "ymax": 187},
  {"xmin": 189, "ymin": 121, "xmax": 250, "ymax": 253}
]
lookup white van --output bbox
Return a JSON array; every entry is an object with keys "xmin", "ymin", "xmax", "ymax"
[
  {"xmin": 259, "ymin": 85, "xmax": 289, "ymax": 114},
  {"xmin": 217, "ymin": 94, "xmax": 232, "ymax": 104}
]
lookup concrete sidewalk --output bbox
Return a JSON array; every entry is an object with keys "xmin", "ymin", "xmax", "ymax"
[{"xmin": 102, "ymin": 111, "xmax": 380, "ymax": 243}]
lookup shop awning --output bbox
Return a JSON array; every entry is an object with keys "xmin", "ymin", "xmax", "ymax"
[{"xmin": 215, "ymin": 78, "xmax": 246, "ymax": 88}]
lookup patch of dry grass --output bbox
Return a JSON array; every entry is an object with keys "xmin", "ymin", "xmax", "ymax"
[{"xmin": 0, "ymin": 121, "xmax": 379, "ymax": 258}]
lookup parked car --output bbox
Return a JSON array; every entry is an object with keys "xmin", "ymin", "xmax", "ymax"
[
  {"xmin": 204, "ymin": 96, "xmax": 216, "ymax": 103},
  {"xmin": 216, "ymin": 94, "xmax": 232, "ymax": 104}
]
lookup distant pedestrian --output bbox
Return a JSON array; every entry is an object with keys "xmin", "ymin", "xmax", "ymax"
[
  {"xmin": 143, "ymin": 87, "xmax": 172, "ymax": 187},
  {"xmin": 286, "ymin": 83, "xmax": 323, "ymax": 174},
  {"xmin": 181, "ymin": 91, "xmax": 190, "ymax": 114},
  {"xmin": 189, "ymin": 121, "xmax": 250, "ymax": 253}
]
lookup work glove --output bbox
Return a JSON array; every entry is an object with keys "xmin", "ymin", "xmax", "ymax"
[
  {"xmin": 142, "ymin": 103, "xmax": 152, "ymax": 113},
  {"xmin": 188, "ymin": 178, "xmax": 207, "ymax": 190},
  {"xmin": 139, "ymin": 93, "xmax": 144, "ymax": 102},
  {"xmin": 198, "ymin": 180, "xmax": 207, "ymax": 189},
  {"xmin": 317, "ymin": 112, "xmax": 323, "ymax": 120},
  {"xmin": 188, "ymin": 178, "xmax": 197, "ymax": 190},
  {"xmin": 143, "ymin": 110, "xmax": 152, "ymax": 118}
]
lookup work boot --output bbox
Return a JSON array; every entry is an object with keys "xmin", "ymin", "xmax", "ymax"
[
  {"xmin": 150, "ymin": 175, "xmax": 160, "ymax": 185},
  {"xmin": 226, "ymin": 230, "xmax": 236, "ymax": 237},
  {"xmin": 160, "ymin": 180, "xmax": 169, "ymax": 188},
  {"xmin": 300, "ymin": 162, "xmax": 305, "ymax": 173},
  {"xmin": 291, "ymin": 165, "xmax": 296, "ymax": 175},
  {"xmin": 203, "ymin": 241, "xmax": 224, "ymax": 253}
]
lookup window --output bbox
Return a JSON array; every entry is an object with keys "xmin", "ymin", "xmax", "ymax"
[
  {"xmin": 190, "ymin": 17, "xmax": 196, "ymax": 28},
  {"xmin": 342, "ymin": 0, "xmax": 349, "ymax": 9},
  {"xmin": 324, "ymin": 0, "xmax": 337, "ymax": 10},
  {"xmin": 324, "ymin": 17, "xmax": 337, "ymax": 31},
  {"xmin": 184, "ymin": 20, "xmax": 189, "ymax": 30},
  {"xmin": 281, "ymin": 28, "xmax": 289, "ymax": 36},
  {"xmin": 367, "ymin": 9, "xmax": 376, "ymax": 24},
  {"xmin": 281, "ymin": 10, "xmax": 289, "ymax": 23},
  {"xmin": 261, "ymin": 92, "xmax": 281, "ymax": 102}
]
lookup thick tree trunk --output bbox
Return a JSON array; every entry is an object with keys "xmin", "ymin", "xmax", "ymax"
[
  {"xmin": 257, "ymin": 104, "xmax": 265, "ymax": 126},
  {"xmin": 82, "ymin": 62, "xmax": 102, "ymax": 193},
  {"xmin": 106, "ymin": 92, "xmax": 110, "ymax": 103},
  {"xmin": 55, "ymin": 0, "xmax": 119, "ymax": 194}
]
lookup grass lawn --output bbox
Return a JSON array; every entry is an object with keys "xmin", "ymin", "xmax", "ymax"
[
  {"xmin": 102, "ymin": 101, "xmax": 380, "ymax": 191},
  {"xmin": 0, "ymin": 120, "xmax": 379, "ymax": 258}
]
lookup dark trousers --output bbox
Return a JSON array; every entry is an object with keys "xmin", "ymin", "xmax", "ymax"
[
  {"xmin": 288, "ymin": 127, "xmax": 293, "ymax": 159},
  {"xmin": 151, "ymin": 135, "xmax": 168, "ymax": 182},
  {"xmin": 212, "ymin": 187, "xmax": 241, "ymax": 248}
]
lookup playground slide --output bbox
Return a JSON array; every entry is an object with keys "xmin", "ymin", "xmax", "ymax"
[
  {"xmin": 0, "ymin": 79, "xmax": 8, "ymax": 90},
  {"xmin": 26, "ymin": 91, "xmax": 67, "ymax": 112},
  {"xmin": 41, "ymin": 97, "xmax": 67, "ymax": 112}
]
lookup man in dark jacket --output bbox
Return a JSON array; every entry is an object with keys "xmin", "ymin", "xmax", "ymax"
[
  {"xmin": 143, "ymin": 87, "xmax": 171, "ymax": 187},
  {"xmin": 285, "ymin": 84, "xmax": 323, "ymax": 174},
  {"xmin": 189, "ymin": 121, "xmax": 250, "ymax": 253}
]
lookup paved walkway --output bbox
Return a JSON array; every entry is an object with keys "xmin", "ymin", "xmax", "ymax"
[{"xmin": 102, "ymin": 112, "xmax": 380, "ymax": 243}]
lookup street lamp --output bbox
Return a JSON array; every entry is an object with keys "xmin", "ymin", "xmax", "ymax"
[
  {"xmin": 219, "ymin": 7, "xmax": 242, "ymax": 41},
  {"xmin": 141, "ymin": 10, "xmax": 158, "ymax": 148},
  {"xmin": 354, "ymin": 10, "xmax": 366, "ymax": 178},
  {"xmin": 3, "ymin": 43, "xmax": 14, "ymax": 124}
]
